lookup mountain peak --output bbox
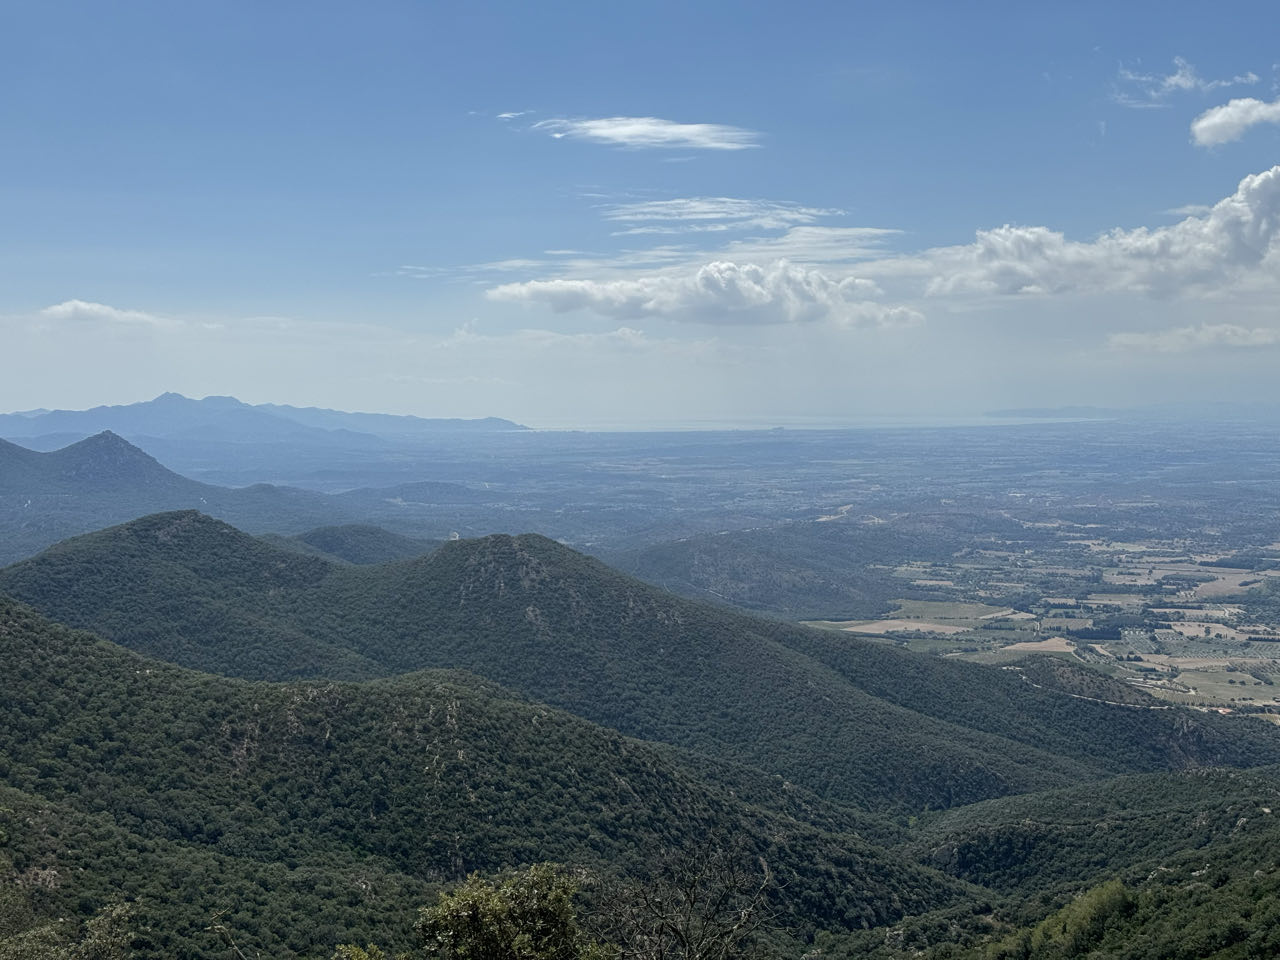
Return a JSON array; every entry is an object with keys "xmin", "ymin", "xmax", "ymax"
[
  {"xmin": 199, "ymin": 394, "xmax": 249, "ymax": 408},
  {"xmin": 48, "ymin": 431, "xmax": 185, "ymax": 487},
  {"xmin": 67, "ymin": 429, "xmax": 151, "ymax": 453}
]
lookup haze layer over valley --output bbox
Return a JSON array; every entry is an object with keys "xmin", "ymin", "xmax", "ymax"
[{"xmin": 5, "ymin": 396, "xmax": 1280, "ymax": 956}]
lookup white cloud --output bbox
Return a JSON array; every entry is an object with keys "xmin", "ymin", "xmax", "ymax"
[
  {"xmin": 723, "ymin": 225, "xmax": 901, "ymax": 264},
  {"xmin": 1165, "ymin": 203, "xmax": 1213, "ymax": 217},
  {"xmin": 1191, "ymin": 96, "xmax": 1280, "ymax": 145},
  {"xmin": 602, "ymin": 197, "xmax": 842, "ymax": 234},
  {"xmin": 532, "ymin": 116, "xmax": 760, "ymax": 150},
  {"xmin": 1114, "ymin": 57, "xmax": 1259, "ymax": 108},
  {"xmin": 913, "ymin": 164, "xmax": 1280, "ymax": 298},
  {"xmin": 487, "ymin": 259, "xmax": 920, "ymax": 328},
  {"xmin": 1109, "ymin": 323, "xmax": 1280, "ymax": 352},
  {"xmin": 393, "ymin": 193, "xmax": 896, "ymax": 286},
  {"xmin": 39, "ymin": 300, "xmax": 175, "ymax": 327},
  {"xmin": 496, "ymin": 111, "xmax": 530, "ymax": 120},
  {"xmin": 397, "ymin": 246, "xmax": 698, "ymax": 283}
]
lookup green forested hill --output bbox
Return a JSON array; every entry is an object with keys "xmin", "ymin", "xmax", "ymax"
[
  {"xmin": 0, "ymin": 596, "xmax": 968, "ymax": 958},
  {"xmin": 4, "ymin": 512, "xmax": 1278, "ymax": 818},
  {"xmin": 910, "ymin": 767, "xmax": 1280, "ymax": 895},
  {"xmin": 0, "ymin": 511, "xmax": 383, "ymax": 679},
  {"xmin": 7, "ymin": 515, "xmax": 1280, "ymax": 958},
  {"xmin": 277, "ymin": 523, "xmax": 441, "ymax": 565},
  {"xmin": 806, "ymin": 766, "xmax": 1280, "ymax": 959}
]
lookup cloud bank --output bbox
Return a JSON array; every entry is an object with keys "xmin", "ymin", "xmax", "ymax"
[
  {"xmin": 917, "ymin": 164, "xmax": 1280, "ymax": 298},
  {"xmin": 1109, "ymin": 323, "xmax": 1280, "ymax": 353},
  {"xmin": 488, "ymin": 259, "xmax": 918, "ymax": 327}
]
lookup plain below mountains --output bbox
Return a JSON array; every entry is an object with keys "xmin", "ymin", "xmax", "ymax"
[{"xmin": 3, "ymin": 511, "xmax": 1278, "ymax": 817}]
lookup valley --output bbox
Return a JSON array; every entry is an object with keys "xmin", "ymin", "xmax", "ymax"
[{"xmin": 5, "ymin": 401, "xmax": 1280, "ymax": 957}]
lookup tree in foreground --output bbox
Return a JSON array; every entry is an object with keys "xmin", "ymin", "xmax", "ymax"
[
  {"xmin": 590, "ymin": 841, "xmax": 774, "ymax": 960},
  {"xmin": 337, "ymin": 863, "xmax": 608, "ymax": 960},
  {"xmin": 335, "ymin": 845, "xmax": 774, "ymax": 960}
]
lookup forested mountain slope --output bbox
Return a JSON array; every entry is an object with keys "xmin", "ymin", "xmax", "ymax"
[
  {"xmin": 272, "ymin": 523, "xmax": 441, "ymax": 565},
  {"xmin": 911, "ymin": 766, "xmax": 1280, "ymax": 896},
  {"xmin": 0, "ymin": 596, "xmax": 965, "ymax": 958},
  {"xmin": 804, "ymin": 766, "xmax": 1280, "ymax": 959},
  {"xmin": 5, "ymin": 512, "xmax": 1278, "ymax": 816}
]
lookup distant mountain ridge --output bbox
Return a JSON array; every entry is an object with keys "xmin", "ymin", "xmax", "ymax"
[
  {"xmin": 0, "ymin": 392, "xmax": 528, "ymax": 443},
  {"xmin": 0, "ymin": 431, "xmax": 361, "ymax": 564},
  {"xmin": 0, "ymin": 431, "xmax": 503, "ymax": 565}
]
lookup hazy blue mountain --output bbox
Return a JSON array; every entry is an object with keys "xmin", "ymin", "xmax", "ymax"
[
  {"xmin": 259, "ymin": 401, "xmax": 527, "ymax": 436},
  {"xmin": 0, "ymin": 392, "xmax": 362, "ymax": 444},
  {"xmin": 0, "ymin": 392, "xmax": 525, "ymax": 444},
  {"xmin": 0, "ymin": 432, "xmax": 358, "ymax": 564}
]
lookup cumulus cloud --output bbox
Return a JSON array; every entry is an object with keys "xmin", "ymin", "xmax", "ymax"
[
  {"xmin": 1114, "ymin": 57, "xmax": 1259, "ymax": 108},
  {"xmin": 487, "ymin": 259, "xmax": 920, "ymax": 328},
  {"xmin": 602, "ymin": 197, "xmax": 842, "ymax": 234},
  {"xmin": 1109, "ymin": 323, "xmax": 1280, "ymax": 352},
  {"xmin": 916, "ymin": 165, "xmax": 1280, "ymax": 298},
  {"xmin": 532, "ymin": 116, "xmax": 760, "ymax": 150},
  {"xmin": 39, "ymin": 300, "xmax": 175, "ymax": 327},
  {"xmin": 1191, "ymin": 97, "xmax": 1280, "ymax": 145}
]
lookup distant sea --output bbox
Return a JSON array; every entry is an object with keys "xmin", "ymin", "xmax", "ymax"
[{"xmin": 523, "ymin": 414, "xmax": 1095, "ymax": 432}]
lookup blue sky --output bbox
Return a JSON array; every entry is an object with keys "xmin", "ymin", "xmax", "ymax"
[{"xmin": 4, "ymin": 1, "xmax": 1280, "ymax": 426}]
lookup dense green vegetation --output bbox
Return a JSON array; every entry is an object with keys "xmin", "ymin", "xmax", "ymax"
[
  {"xmin": 911, "ymin": 767, "xmax": 1280, "ymax": 895},
  {"xmin": 279, "ymin": 525, "xmax": 440, "ymax": 565},
  {"xmin": 6, "ymin": 508, "xmax": 1280, "ymax": 957},
  {"xmin": 799, "ymin": 767, "xmax": 1280, "ymax": 959},
  {"xmin": 0, "ymin": 596, "xmax": 970, "ymax": 957},
  {"xmin": 5, "ymin": 513, "xmax": 1278, "ymax": 817}
]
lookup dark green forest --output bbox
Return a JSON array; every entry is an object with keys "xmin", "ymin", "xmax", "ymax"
[
  {"xmin": 3, "ymin": 512, "xmax": 1280, "ymax": 957},
  {"xmin": 4, "ymin": 513, "xmax": 1276, "ymax": 816}
]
